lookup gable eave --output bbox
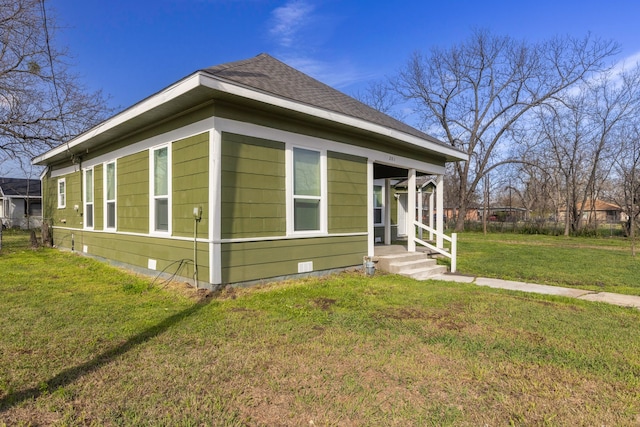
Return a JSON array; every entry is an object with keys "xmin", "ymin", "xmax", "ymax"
[{"xmin": 33, "ymin": 71, "xmax": 468, "ymax": 166}]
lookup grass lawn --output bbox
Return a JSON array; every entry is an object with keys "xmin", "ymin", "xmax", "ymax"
[
  {"xmin": 456, "ymin": 232, "xmax": 640, "ymax": 296},
  {"xmin": 1, "ymin": 230, "xmax": 640, "ymax": 425}
]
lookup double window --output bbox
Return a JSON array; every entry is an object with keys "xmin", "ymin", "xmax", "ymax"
[
  {"xmin": 105, "ymin": 161, "xmax": 116, "ymax": 229},
  {"xmin": 151, "ymin": 146, "xmax": 170, "ymax": 233},
  {"xmin": 290, "ymin": 146, "xmax": 326, "ymax": 234},
  {"xmin": 84, "ymin": 168, "xmax": 94, "ymax": 228}
]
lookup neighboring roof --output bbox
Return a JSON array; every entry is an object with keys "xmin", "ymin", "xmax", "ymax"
[
  {"xmin": 33, "ymin": 53, "xmax": 468, "ymax": 166},
  {"xmin": 0, "ymin": 178, "xmax": 41, "ymax": 198},
  {"xmin": 561, "ymin": 199, "xmax": 623, "ymax": 211}
]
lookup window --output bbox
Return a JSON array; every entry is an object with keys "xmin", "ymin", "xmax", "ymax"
[
  {"xmin": 292, "ymin": 147, "xmax": 324, "ymax": 232},
  {"xmin": 105, "ymin": 162, "xmax": 116, "ymax": 229},
  {"xmin": 84, "ymin": 168, "xmax": 94, "ymax": 228},
  {"xmin": 373, "ymin": 184, "xmax": 383, "ymax": 225},
  {"xmin": 57, "ymin": 178, "xmax": 66, "ymax": 208},
  {"xmin": 152, "ymin": 146, "xmax": 169, "ymax": 232}
]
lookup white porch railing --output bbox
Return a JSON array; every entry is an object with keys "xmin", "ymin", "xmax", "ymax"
[{"xmin": 412, "ymin": 220, "xmax": 457, "ymax": 273}]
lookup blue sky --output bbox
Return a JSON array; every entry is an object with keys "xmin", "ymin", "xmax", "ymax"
[{"xmin": 51, "ymin": 0, "xmax": 640, "ymax": 113}]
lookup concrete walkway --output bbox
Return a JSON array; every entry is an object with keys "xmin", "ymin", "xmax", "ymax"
[{"xmin": 430, "ymin": 274, "xmax": 640, "ymax": 310}]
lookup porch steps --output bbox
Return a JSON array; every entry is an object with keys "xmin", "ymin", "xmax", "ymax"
[{"xmin": 374, "ymin": 250, "xmax": 447, "ymax": 280}]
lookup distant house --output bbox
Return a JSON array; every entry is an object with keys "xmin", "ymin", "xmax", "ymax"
[
  {"xmin": 0, "ymin": 178, "xmax": 42, "ymax": 229},
  {"xmin": 558, "ymin": 199, "xmax": 627, "ymax": 224},
  {"xmin": 33, "ymin": 54, "xmax": 467, "ymax": 287}
]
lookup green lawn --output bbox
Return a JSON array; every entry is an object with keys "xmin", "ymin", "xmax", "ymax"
[
  {"xmin": 456, "ymin": 232, "xmax": 640, "ymax": 296},
  {"xmin": 1, "ymin": 231, "xmax": 640, "ymax": 425}
]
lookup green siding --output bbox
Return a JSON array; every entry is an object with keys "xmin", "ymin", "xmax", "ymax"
[
  {"xmin": 215, "ymin": 101, "xmax": 448, "ymax": 168},
  {"xmin": 221, "ymin": 235, "xmax": 366, "ymax": 283},
  {"xmin": 51, "ymin": 230, "xmax": 209, "ymax": 286},
  {"xmin": 327, "ymin": 151, "xmax": 368, "ymax": 233},
  {"xmin": 221, "ymin": 132, "xmax": 286, "ymax": 239},
  {"xmin": 44, "ymin": 171, "xmax": 83, "ymax": 229},
  {"xmin": 172, "ymin": 132, "xmax": 209, "ymax": 238},
  {"xmin": 118, "ymin": 151, "xmax": 149, "ymax": 234},
  {"xmin": 94, "ymin": 164, "xmax": 104, "ymax": 230}
]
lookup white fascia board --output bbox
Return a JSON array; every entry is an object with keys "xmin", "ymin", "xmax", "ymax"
[
  {"xmin": 198, "ymin": 73, "xmax": 469, "ymax": 162},
  {"xmin": 32, "ymin": 73, "xmax": 203, "ymax": 165},
  {"xmin": 33, "ymin": 70, "xmax": 467, "ymax": 165}
]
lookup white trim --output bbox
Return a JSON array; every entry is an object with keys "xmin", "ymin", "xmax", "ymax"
[
  {"xmin": 34, "ymin": 71, "xmax": 467, "ymax": 166},
  {"xmin": 367, "ymin": 160, "xmax": 374, "ymax": 257},
  {"xmin": 33, "ymin": 73, "xmax": 204, "ymax": 165},
  {"xmin": 83, "ymin": 168, "xmax": 94, "ymax": 229},
  {"xmin": 210, "ymin": 129, "xmax": 222, "ymax": 285},
  {"xmin": 104, "ymin": 161, "xmax": 117, "ymax": 231},
  {"xmin": 51, "ymin": 164, "xmax": 79, "ymax": 178},
  {"xmin": 51, "ymin": 226, "xmax": 211, "ymax": 242},
  {"xmin": 373, "ymin": 179, "xmax": 385, "ymax": 227},
  {"xmin": 219, "ymin": 232, "xmax": 367, "ymax": 244},
  {"xmin": 85, "ymin": 119, "xmax": 214, "ymax": 169},
  {"xmin": 149, "ymin": 144, "xmax": 172, "ymax": 235},
  {"xmin": 407, "ymin": 169, "xmax": 416, "ymax": 252},
  {"xmin": 49, "ymin": 226, "xmax": 365, "ymax": 244},
  {"xmin": 198, "ymin": 74, "xmax": 468, "ymax": 162},
  {"xmin": 57, "ymin": 177, "xmax": 66, "ymax": 209},
  {"xmin": 287, "ymin": 145, "xmax": 327, "ymax": 235},
  {"xmin": 384, "ymin": 178, "xmax": 391, "ymax": 245},
  {"xmin": 213, "ymin": 117, "xmax": 445, "ymax": 175}
]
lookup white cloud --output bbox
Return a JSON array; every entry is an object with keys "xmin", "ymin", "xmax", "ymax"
[
  {"xmin": 281, "ymin": 54, "xmax": 373, "ymax": 89},
  {"xmin": 267, "ymin": 1, "xmax": 376, "ymax": 90},
  {"xmin": 269, "ymin": 1, "xmax": 315, "ymax": 48}
]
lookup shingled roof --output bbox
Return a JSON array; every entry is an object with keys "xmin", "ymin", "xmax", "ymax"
[
  {"xmin": 202, "ymin": 53, "xmax": 448, "ymax": 148},
  {"xmin": 34, "ymin": 53, "xmax": 467, "ymax": 166},
  {"xmin": 0, "ymin": 178, "xmax": 41, "ymax": 197}
]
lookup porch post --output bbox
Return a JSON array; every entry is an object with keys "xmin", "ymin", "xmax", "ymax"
[
  {"xmin": 429, "ymin": 190, "xmax": 434, "ymax": 241},
  {"xmin": 367, "ymin": 160, "xmax": 374, "ymax": 257},
  {"xmin": 436, "ymin": 174, "xmax": 444, "ymax": 248},
  {"xmin": 417, "ymin": 187, "xmax": 423, "ymax": 240},
  {"xmin": 407, "ymin": 169, "xmax": 416, "ymax": 252},
  {"xmin": 384, "ymin": 178, "xmax": 391, "ymax": 245}
]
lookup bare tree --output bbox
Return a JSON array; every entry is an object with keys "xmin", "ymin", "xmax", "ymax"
[
  {"xmin": 0, "ymin": 0, "xmax": 111, "ymax": 165},
  {"xmin": 394, "ymin": 30, "xmax": 619, "ymax": 231},
  {"xmin": 534, "ymin": 64, "xmax": 640, "ymax": 235},
  {"xmin": 353, "ymin": 80, "xmax": 405, "ymax": 121},
  {"xmin": 613, "ymin": 124, "xmax": 640, "ymax": 254}
]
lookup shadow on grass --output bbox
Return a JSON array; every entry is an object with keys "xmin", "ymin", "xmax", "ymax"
[{"xmin": 0, "ymin": 299, "xmax": 211, "ymax": 412}]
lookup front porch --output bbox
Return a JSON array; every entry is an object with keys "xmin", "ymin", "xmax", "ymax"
[{"xmin": 370, "ymin": 164, "xmax": 457, "ymax": 273}]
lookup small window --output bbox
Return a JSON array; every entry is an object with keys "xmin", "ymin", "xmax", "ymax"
[
  {"xmin": 373, "ymin": 184, "xmax": 383, "ymax": 225},
  {"xmin": 84, "ymin": 168, "xmax": 94, "ymax": 228},
  {"xmin": 105, "ymin": 162, "xmax": 116, "ymax": 229},
  {"xmin": 152, "ymin": 146, "xmax": 170, "ymax": 232},
  {"xmin": 57, "ymin": 178, "xmax": 66, "ymax": 209},
  {"xmin": 293, "ymin": 147, "xmax": 321, "ymax": 232}
]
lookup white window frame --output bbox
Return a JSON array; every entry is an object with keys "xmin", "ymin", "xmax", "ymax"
[
  {"xmin": 104, "ymin": 161, "xmax": 117, "ymax": 230},
  {"xmin": 286, "ymin": 145, "xmax": 327, "ymax": 236},
  {"xmin": 373, "ymin": 179, "xmax": 385, "ymax": 226},
  {"xmin": 150, "ymin": 144, "xmax": 171, "ymax": 235},
  {"xmin": 57, "ymin": 178, "xmax": 66, "ymax": 209},
  {"xmin": 83, "ymin": 168, "xmax": 94, "ymax": 229}
]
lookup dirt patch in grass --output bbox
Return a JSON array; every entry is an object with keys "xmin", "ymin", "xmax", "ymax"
[{"xmin": 311, "ymin": 297, "xmax": 337, "ymax": 310}]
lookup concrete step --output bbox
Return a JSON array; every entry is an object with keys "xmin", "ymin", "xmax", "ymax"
[
  {"xmin": 384, "ymin": 258, "xmax": 438, "ymax": 274},
  {"xmin": 373, "ymin": 250, "xmax": 448, "ymax": 280},
  {"xmin": 401, "ymin": 265, "xmax": 448, "ymax": 280}
]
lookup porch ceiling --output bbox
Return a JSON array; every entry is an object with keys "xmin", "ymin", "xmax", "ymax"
[{"xmin": 374, "ymin": 163, "xmax": 430, "ymax": 179}]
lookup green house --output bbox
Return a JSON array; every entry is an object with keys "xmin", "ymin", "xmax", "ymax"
[{"xmin": 33, "ymin": 54, "xmax": 467, "ymax": 287}]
